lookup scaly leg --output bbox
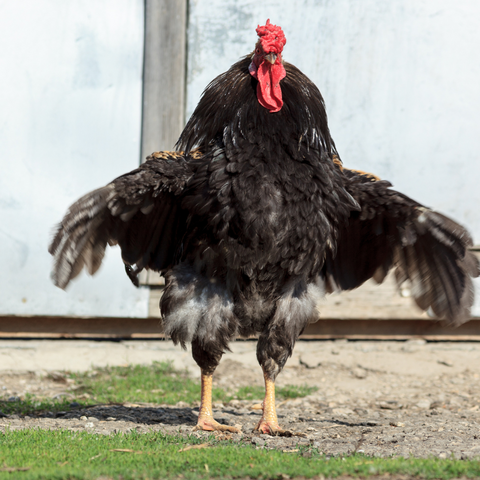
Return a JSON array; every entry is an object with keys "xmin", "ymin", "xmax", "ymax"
[
  {"xmin": 255, "ymin": 370, "xmax": 286, "ymax": 435},
  {"xmin": 194, "ymin": 370, "xmax": 240, "ymax": 433}
]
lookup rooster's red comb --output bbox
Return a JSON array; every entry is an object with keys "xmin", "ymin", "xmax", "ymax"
[{"xmin": 256, "ymin": 19, "xmax": 286, "ymax": 55}]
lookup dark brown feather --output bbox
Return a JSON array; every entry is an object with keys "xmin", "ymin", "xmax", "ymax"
[
  {"xmin": 322, "ymin": 168, "xmax": 480, "ymax": 325},
  {"xmin": 49, "ymin": 152, "xmax": 193, "ymax": 289}
]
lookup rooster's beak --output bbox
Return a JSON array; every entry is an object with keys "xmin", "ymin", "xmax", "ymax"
[{"xmin": 264, "ymin": 53, "xmax": 277, "ymax": 65}]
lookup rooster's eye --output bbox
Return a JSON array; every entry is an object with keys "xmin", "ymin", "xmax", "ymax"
[{"xmin": 256, "ymin": 48, "xmax": 261, "ymax": 54}]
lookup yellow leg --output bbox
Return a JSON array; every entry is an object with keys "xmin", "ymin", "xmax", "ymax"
[
  {"xmin": 194, "ymin": 371, "xmax": 239, "ymax": 433},
  {"xmin": 255, "ymin": 371, "xmax": 286, "ymax": 435}
]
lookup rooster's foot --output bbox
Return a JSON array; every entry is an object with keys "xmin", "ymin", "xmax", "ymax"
[
  {"xmin": 194, "ymin": 417, "xmax": 240, "ymax": 433},
  {"xmin": 254, "ymin": 419, "xmax": 293, "ymax": 436}
]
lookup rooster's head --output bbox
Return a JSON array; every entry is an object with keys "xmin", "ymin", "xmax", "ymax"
[{"xmin": 249, "ymin": 20, "xmax": 287, "ymax": 113}]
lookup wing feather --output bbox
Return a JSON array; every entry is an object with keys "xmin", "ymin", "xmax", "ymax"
[
  {"xmin": 322, "ymin": 168, "xmax": 480, "ymax": 325},
  {"xmin": 49, "ymin": 152, "xmax": 194, "ymax": 289}
]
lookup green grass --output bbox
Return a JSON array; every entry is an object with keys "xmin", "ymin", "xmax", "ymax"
[
  {"xmin": 1, "ymin": 429, "xmax": 479, "ymax": 480},
  {"xmin": 0, "ymin": 362, "xmax": 317, "ymax": 417},
  {"xmin": 235, "ymin": 384, "xmax": 317, "ymax": 401},
  {"xmin": 69, "ymin": 362, "xmax": 230, "ymax": 405}
]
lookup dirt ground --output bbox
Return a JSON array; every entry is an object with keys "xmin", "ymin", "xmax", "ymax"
[{"xmin": 1, "ymin": 338, "xmax": 480, "ymax": 458}]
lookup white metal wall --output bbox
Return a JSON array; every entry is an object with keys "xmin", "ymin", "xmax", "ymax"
[
  {"xmin": 1, "ymin": 1, "xmax": 479, "ymax": 318},
  {"xmin": 0, "ymin": 1, "xmax": 149, "ymax": 316},
  {"xmin": 187, "ymin": 0, "xmax": 480, "ymax": 241}
]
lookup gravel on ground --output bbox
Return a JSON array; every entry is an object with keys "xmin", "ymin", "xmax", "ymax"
[{"xmin": 1, "ymin": 338, "xmax": 480, "ymax": 458}]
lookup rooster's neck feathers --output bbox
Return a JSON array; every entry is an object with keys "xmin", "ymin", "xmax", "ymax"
[{"xmin": 176, "ymin": 56, "xmax": 336, "ymax": 158}]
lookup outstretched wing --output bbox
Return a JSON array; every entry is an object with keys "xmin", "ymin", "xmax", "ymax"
[
  {"xmin": 322, "ymin": 168, "xmax": 480, "ymax": 325},
  {"xmin": 49, "ymin": 151, "xmax": 195, "ymax": 289}
]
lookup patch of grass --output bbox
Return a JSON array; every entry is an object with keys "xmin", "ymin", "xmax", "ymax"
[
  {"xmin": 277, "ymin": 384, "xmax": 318, "ymax": 399},
  {"xmin": 236, "ymin": 384, "xmax": 317, "ymax": 401},
  {"xmin": 1, "ymin": 429, "xmax": 479, "ymax": 480},
  {"xmin": 69, "ymin": 361, "xmax": 230, "ymax": 405},
  {"xmin": 234, "ymin": 385, "xmax": 265, "ymax": 400},
  {"xmin": 1, "ymin": 362, "xmax": 317, "ymax": 417}
]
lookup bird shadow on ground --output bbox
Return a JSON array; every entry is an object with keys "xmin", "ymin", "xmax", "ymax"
[{"xmin": 33, "ymin": 405, "xmax": 202, "ymax": 427}]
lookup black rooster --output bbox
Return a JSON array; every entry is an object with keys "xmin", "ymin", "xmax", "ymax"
[{"xmin": 49, "ymin": 20, "xmax": 479, "ymax": 434}]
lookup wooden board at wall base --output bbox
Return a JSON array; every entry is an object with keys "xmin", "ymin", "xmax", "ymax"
[
  {"xmin": 0, "ymin": 316, "xmax": 480, "ymax": 341},
  {"xmin": 3, "ymin": 255, "xmax": 478, "ymax": 339}
]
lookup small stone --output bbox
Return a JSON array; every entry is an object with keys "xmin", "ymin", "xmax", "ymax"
[
  {"xmin": 352, "ymin": 368, "xmax": 367, "ymax": 379},
  {"xmin": 84, "ymin": 422, "xmax": 95, "ymax": 428},
  {"xmin": 299, "ymin": 354, "xmax": 321, "ymax": 369},
  {"xmin": 332, "ymin": 407, "xmax": 355, "ymax": 416},
  {"xmin": 379, "ymin": 401, "xmax": 403, "ymax": 410},
  {"xmin": 438, "ymin": 452, "xmax": 448, "ymax": 459},
  {"xmin": 106, "ymin": 417, "xmax": 116, "ymax": 421},
  {"xmin": 69, "ymin": 402, "xmax": 80, "ymax": 408},
  {"xmin": 80, "ymin": 416, "xmax": 88, "ymax": 421},
  {"xmin": 252, "ymin": 437, "xmax": 265, "ymax": 446},
  {"xmin": 7, "ymin": 396, "xmax": 20, "ymax": 402},
  {"xmin": 87, "ymin": 416, "xmax": 99, "ymax": 422},
  {"xmin": 354, "ymin": 408, "xmax": 368, "ymax": 416},
  {"xmin": 48, "ymin": 371, "xmax": 67, "ymax": 383},
  {"xmin": 416, "ymin": 400, "xmax": 431, "ymax": 410}
]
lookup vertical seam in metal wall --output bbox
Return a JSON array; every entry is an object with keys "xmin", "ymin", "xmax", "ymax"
[
  {"xmin": 182, "ymin": 0, "xmax": 189, "ymax": 145},
  {"xmin": 139, "ymin": 0, "xmax": 148, "ymax": 164}
]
